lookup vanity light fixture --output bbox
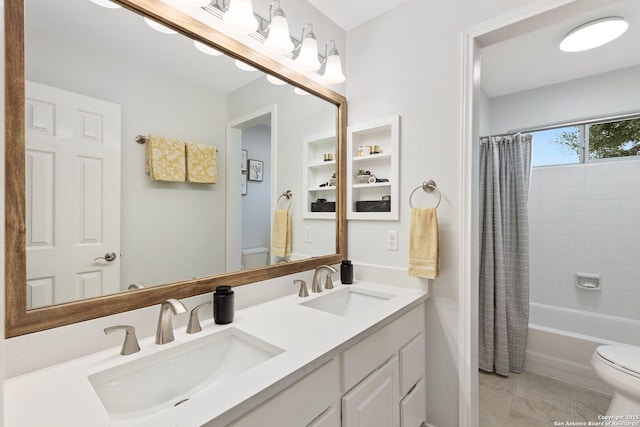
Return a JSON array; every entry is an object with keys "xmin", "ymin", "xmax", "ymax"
[
  {"xmin": 320, "ymin": 40, "xmax": 345, "ymax": 84},
  {"xmin": 293, "ymin": 24, "xmax": 321, "ymax": 72},
  {"xmin": 293, "ymin": 87, "xmax": 310, "ymax": 96},
  {"xmin": 223, "ymin": 0, "xmax": 259, "ymax": 34},
  {"xmin": 194, "ymin": 40, "xmax": 223, "ymax": 56},
  {"xmin": 266, "ymin": 75, "xmax": 288, "ymax": 85},
  {"xmin": 89, "ymin": 0, "xmax": 121, "ymax": 8},
  {"xmin": 144, "ymin": 17, "xmax": 178, "ymax": 34},
  {"xmin": 263, "ymin": 1, "xmax": 294, "ymax": 55},
  {"xmin": 235, "ymin": 59, "xmax": 258, "ymax": 71},
  {"xmin": 560, "ymin": 17, "xmax": 629, "ymax": 52}
]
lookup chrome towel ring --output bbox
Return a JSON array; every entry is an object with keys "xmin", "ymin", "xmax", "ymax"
[
  {"xmin": 277, "ymin": 190, "xmax": 293, "ymax": 210},
  {"xmin": 409, "ymin": 180, "xmax": 441, "ymax": 209}
]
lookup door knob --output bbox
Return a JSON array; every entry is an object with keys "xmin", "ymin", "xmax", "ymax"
[{"xmin": 95, "ymin": 252, "xmax": 117, "ymax": 262}]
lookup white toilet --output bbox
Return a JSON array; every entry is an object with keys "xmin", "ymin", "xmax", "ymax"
[{"xmin": 591, "ymin": 345, "xmax": 640, "ymax": 416}]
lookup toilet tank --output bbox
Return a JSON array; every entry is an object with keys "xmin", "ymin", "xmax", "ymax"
[{"xmin": 241, "ymin": 247, "xmax": 269, "ymax": 269}]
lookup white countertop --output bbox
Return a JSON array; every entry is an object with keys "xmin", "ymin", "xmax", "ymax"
[{"xmin": 5, "ymin": 281, "xmax": 427, "ymax": 427}]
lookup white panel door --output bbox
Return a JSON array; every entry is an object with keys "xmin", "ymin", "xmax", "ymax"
[
  {"xmin": 342, "ymin": 355, "xmax": 400, "ymax": 427},
  {"xmin": 25, "ymin": 81, "xmax": 121, "ymax": 308}
]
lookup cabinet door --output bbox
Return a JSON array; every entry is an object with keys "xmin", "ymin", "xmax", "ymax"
[
  {"xmin": 307, "ymin": 405, "xmax": 340, "ymax": 427},
  {"xmin": 342, "ymin": 355, "xmax": 400, "ymax": 427},
  {"xmin": 400, "ymin": 378, "xmax": 427, "ymax": 427}
]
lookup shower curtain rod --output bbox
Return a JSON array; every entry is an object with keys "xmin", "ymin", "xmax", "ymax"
[{"xmin": 506, "ymin": 111, "xmax": 640, "ymax": 135}]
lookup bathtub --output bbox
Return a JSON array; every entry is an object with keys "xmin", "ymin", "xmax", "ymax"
[{"xmin": 525, "ymin": 303, "xmax": 640, "ymax": 393}]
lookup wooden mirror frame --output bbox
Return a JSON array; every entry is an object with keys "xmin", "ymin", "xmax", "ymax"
[{"xmin": 4, "ymin": 0, "xmax": 347, "ymax": 337}]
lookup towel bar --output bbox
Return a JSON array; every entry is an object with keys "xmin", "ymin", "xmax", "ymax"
[
  {"xmin": 136, "ymin": 135, "xmax": 218, "ymax": 152},
  {"xmin": 409, "ymin": 180, "xmax": 441, "ymax": 209}
]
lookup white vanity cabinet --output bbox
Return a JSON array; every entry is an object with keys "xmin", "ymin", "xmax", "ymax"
[
  {"xmin": 228, "ymin": 304, "xmax": 427, "ymax": 427},
  {"xmin": 227, "ymin": 358, "xmax": 341, "ymax": 427}
]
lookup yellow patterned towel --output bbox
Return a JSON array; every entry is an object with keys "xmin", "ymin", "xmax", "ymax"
[
  {"xmin": 186, "ymin": 142, "xmax": 217, "ymax": 184},
  {"xmin": 271, "ymin": 209, "xmax": 291, "ymax": 257},
  {"xmin": 146, "ymin": 136, "xmax": 186, "ymax": 182},
  {"xmin": 408, "ymin": 207, "xmax": 439, "ymax": 279}
]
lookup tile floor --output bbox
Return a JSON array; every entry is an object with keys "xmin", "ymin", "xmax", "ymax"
[{"xmin": 479, "ymin": 370, "xmax": 612, "ymax": 426}]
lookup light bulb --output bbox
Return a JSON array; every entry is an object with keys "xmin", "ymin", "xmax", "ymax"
[
  {"xmin": 264, "ymin": 12, "xmax": 294, "ymax": 54},
  {"xmin": 223, "ymin": 0, "xmax": 258, "ymax": 34},
  {"xmin": 560, "ymin": 17, "xmax": 628, "ymax": 52},
  {"xmin": 144, "ymin": 18, "xmax": 177, "ymax": 34},
  {"xmin": 194, "ymin": 40, "xmax": 223, "ymax": 56}
]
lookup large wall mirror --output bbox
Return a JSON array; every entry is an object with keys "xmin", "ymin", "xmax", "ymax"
[{"xmin": 5, "ymin": 0, "xmax": 347, "ymax": 337}]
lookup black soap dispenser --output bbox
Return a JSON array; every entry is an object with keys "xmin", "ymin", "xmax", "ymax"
[
  {"xmin": 340, "ymin": 260, "xmax": 353, "ymax": 284},
  {"xmin": 213, "ymin": 285, "xmax": 234, "ymax": 324}
]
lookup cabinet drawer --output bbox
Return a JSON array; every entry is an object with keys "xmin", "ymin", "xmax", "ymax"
[
  {"xmin": 400, "ymin": 378, "xmax": 427, "ymax": 427},
  {"xmin": 342, "ymin": 304, "xmax": 424, "ymax": 392},
  {"xmin": 228, "ymin": 358, "xmax": 340, "ymax": 427},
  {"xmin": 399, "ymin": 332, "xmax": 425, "ymax": 396}
]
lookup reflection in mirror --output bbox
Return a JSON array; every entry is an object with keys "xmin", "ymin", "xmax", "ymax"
[{"xmin": 23, "ymin": 0, "xmax": 337, "ymax": 309}]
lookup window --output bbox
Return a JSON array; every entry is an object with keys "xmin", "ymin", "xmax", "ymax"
[{"xmin": 530, "ymin": 116, "xmax": 640, "ymax": 167}]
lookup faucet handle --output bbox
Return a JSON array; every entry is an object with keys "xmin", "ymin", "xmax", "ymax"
[
  {"xmin": 324, "ymin": 273, "xmax": 335, "ymax": 290},
  {"xmin": 104, "ymin": 325, "xmax": 141, "ymax": 356},
  {"xmin": 187, "ymin": 301, "xmax": 212, "ymax": 334},
  {"xmin": 295, "ymin": 279, "xmax": 309, "ymax": 297}
]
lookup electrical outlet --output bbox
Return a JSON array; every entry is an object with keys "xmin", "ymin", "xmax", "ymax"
[
  {"xmin": 304, "ymin": 226, "xmax": 312, "ymax": 243},
  {"xmin": 386, "ymin": 230, "xmax": 398, "ymax": 251}
]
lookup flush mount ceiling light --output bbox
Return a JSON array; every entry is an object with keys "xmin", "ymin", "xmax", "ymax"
[
  {"xmin": 223, "ymin": 0, "xmax": 259, "ymax": 34},
  {"xmin": 560, "ymin": 17, "xmax": 629, "ymax": 52},
  {"xmin": 263, "ymin": 1, "xmax": 294, "ymax": 55}
]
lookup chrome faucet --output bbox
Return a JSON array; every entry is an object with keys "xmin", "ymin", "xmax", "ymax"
[
  {"xmin": 104, "ymin": 325, "xmax": 140, "ymax": 356},
  {"xmin": 311, "ymin": 265, "xmax": 338, "ymax": 293},
  {"xmin": 156, "ymin": 299, "xmax": 187, "ymax": 344}
]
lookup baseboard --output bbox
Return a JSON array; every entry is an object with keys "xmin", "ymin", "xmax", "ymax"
[{"xmin": 525, "ymin": 350, "xmax": 613, "ymax": 395}]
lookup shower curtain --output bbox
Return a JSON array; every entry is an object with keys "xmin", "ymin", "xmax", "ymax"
[{"xmin": 479, "ymin": 133, "xmax": 532, "ymax": 376}]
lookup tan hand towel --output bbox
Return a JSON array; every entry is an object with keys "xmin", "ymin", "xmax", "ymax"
[
  {"xmin": 409, "ymin": 207, "xmax": 439, "ymax": 279},
  {"xmin": 146, "ymin": 136, "xmax": 186, "ymax": 182},
  {"xmin": 186, "ymin": 142, "xmax": 217, "ymax": 184},
  {"xmin": 271, "ymin": 209, "xmax": 291, "ymax": 257}
]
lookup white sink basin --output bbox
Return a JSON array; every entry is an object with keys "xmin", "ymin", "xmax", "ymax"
[
  {"xmin": 89, "ymin": 327, "xmax": 283, "ymax": 419},
  {"xmin": 300, "ymin": 286, "xmax": 394, "ymax": 317}
]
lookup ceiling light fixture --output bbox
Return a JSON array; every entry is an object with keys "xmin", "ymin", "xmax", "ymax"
[
  {"xmin": 263, "ymin": 1, "xmax": 294, "ymax": 55},
  {"xmin": 560, "ymin": 17, "xmax": 629, "ymax": 52},
  {"xmin": 293, "ymin": 24, "xmax": 321, "ymax": 72},
  {"xmin": 293, "ymin": 87, "xmax": 310, "ymax": 96},
  {"xmin": 144, "ymin": 17, "xmax": 178, "ymax": 34},
  {"xmin": 223, "ymin": 0, "xmax": 259, "ymax": 34},
  {"xmin": 320, "ymin": 40, "xmax": 345, "ymax": 84}
]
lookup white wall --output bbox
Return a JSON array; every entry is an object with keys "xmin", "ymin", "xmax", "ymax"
[
  {"xmin": 228, "ymin": 79, "xmax": 338, "ymax": 258},
  {"xmin": 242, "ymin": 124, "xmax": 272, "ymax": 251},
  {"xmin": 489, "ymin": 65, "xmax": 640, "ymax": 133},
  {"xmin": 25, "ymin": 26, "xmax": 228, "ymax": 289},
  {"xmin": 345, "ymin": 1, "xmax": 540, "ymax": 425},
  {"xmin": 529, "ymin": 160, "xmax": 640, "ymax": 319}
]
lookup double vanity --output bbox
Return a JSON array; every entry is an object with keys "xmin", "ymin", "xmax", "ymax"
[{"xmin": 5, "ymin": 281, "xmax": 428, "ymax": 426}]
